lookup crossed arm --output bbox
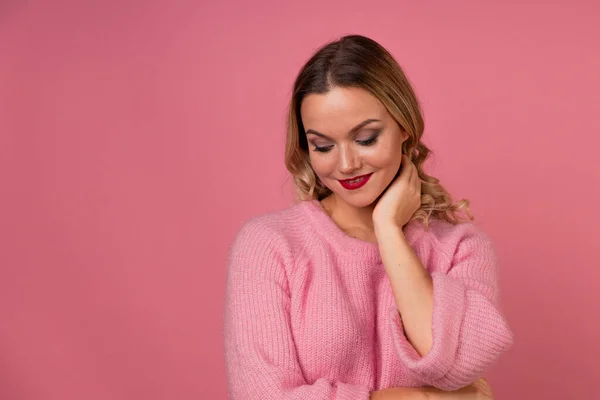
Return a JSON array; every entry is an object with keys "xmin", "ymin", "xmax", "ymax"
[
  {"xmin": 370, "ymin": 378, "xmax": 494, "ymax": 399},
  {"xmin": 371, "ymin": 221, "xmax": 513, "ymax": 399},
  {"xmin": 224, "ymin": 221, "xmax": 512, "ymax": 399}
]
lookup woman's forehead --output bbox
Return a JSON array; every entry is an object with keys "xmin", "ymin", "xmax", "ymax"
[{"xmin": 301, "ymin": 87, "xmax": 386, "ymax": 129}]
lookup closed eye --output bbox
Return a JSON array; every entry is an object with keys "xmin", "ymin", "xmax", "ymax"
[
  {"xmin": 312, "ymin": 132, "xmax": 380, "ymax": 153},
  {"xmin": 357, "ymin": 131, "xmax": 380, "ymax": 146},
  {"xmin": 314, "ymin": 145, "xmax": 334, "ymax": 153},
  {"xmin": 357, "ymin": 136, "xmax": 377, "ymax": 146}
]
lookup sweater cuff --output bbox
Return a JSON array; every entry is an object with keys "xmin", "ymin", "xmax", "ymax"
[{"xmin": 389, "ymin": 271, "xmax": 466, "ymax": 382}]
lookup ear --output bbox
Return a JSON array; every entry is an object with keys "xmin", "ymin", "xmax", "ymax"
[{"xmin": 400, "ymin": 128, "xmax": 410, "ymax": 143}]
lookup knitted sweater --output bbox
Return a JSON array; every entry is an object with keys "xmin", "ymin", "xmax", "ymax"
[{"xmin": 224, "ymin": 199, "xmax": 514, "ymax": 399}]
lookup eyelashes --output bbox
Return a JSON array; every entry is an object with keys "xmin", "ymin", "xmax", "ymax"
[
  {"xmin": 313, "ymin": 145, "xmax": 334, "ymax": 153},
  {"xmin": 357, "ymin": 136, "xmax": 378, "ymax": 146},
  {"xmin": 313, "ymin": 132, "xmax": 380, "ymax": 153}
]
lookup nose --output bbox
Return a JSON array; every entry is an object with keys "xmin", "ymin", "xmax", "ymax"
[{"xmin": 338, "ymin": 144, "xmax": 361, "ymax": 175}]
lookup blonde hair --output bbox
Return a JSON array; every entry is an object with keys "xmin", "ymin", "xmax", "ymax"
[{"xmin": 285, "ymin": 34, "xmax": 473, "ymax": 226}]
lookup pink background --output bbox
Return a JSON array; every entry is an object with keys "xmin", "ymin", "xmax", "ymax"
[{"xmin": 1, "ymin": 1, "xmax": 599, "ymax": 399}]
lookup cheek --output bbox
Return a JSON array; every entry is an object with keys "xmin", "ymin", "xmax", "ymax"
[
  {"xmin": 309, "ymin": 154, "xmax": 336, "ymax": 178},
  {"xmin": 362, "ymin": 146, "xmax": 399, "ymax": 169}
]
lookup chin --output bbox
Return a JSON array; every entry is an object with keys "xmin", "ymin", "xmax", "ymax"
[{"xmin": 334, "ymin": 189, "xmax": 383, "ymax": 209}]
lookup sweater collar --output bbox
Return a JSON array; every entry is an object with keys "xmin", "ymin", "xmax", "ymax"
[{"xmin": 300, "ymin": 199, "xmax": 424, "ymax": 263}]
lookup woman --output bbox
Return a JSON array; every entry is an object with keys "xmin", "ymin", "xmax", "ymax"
[{"xmin": 224, "ymin": 34, "xmax": 513, "ymax": 399}]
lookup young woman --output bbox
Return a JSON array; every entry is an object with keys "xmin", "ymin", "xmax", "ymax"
[{"xmin": 224, "ymin": 34, "xmax": 513, "ymax": 400}]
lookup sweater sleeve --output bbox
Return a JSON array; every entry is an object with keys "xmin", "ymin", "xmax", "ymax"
[
  {"xmin": 224, "ymin": 220, "xmax": 372, "ymax": 400},
  {"xmin": 389, "ymin": 226, "xmax": 514, "ymax": 391}
]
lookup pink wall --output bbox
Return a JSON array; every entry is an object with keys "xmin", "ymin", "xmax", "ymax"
[{"xmin": 1, "ymin": 1, "xmax": 598, "ymax": 399}]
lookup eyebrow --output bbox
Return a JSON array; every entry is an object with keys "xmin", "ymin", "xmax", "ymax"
[{"xmin": 305, "ymin": 118, "xmax": 381, "ymax": 139}]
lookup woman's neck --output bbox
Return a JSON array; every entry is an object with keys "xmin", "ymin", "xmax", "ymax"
[{"xmin": 320, "ymin": 194, "xmax": 378, "ymax": 242}]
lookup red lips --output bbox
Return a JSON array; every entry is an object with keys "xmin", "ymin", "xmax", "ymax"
[{"xmin": 338, "ymin": 173, "xmax": 373, "ymax": 190}]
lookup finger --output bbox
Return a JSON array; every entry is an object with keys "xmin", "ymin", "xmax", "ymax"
[
  {"xmin": 402, "ymin": 154, "xmax": 412, "ymax": 168},
  {"xmin": 406, "ymin": 157, "xmax": 417, "ymax": 183},
  {"xmin": 401, "ymin": 155, "xmax": 417, "ymax": 184},
  {"xmin": 407, "ymin": 165, "xmax": 416, "ymax": 185},
  {"xmin": 405, "ymin": 155, "xmax": 420, "ymax": 187},
  {"xmin": 398, "ymin": 157, "xmax": 410, "ymax": 180}
]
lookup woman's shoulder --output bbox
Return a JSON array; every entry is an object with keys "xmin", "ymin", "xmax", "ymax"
[
  {"xmin": 419, "ymin": 218, "xmax": 496, "ymax": 257},
  {"xmin": 229, "ymin": 200, "xmax": 314, "ymax": 255}
]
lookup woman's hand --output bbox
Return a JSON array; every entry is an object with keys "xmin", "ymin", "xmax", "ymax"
[
  {"xmin": 370, "ymin": 378, "xmax": 494, "ymax": 400},
  {"xmin": 427, "ymin": 378, "xmax": 494, "ymax": 399},
  {"xmin": 372, "ymin": 154, "xmax": 421, "ymax": 231},
  {"xmin": 370, "ymin": 387, "xmax": 428, "ymax": 400},
  {"xmin": 460, "ymin": 378, "xmax": 494, "ymax": 399}
]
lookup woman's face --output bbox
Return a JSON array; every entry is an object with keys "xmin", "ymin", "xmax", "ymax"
[{"xmin": 301, "ymin": 86, "xmax": 408, "ymax": 208}]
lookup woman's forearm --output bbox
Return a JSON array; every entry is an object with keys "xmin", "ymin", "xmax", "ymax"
[
  {"xmin": 370, "ymin": 387, "xmax": 429, "ymax": 400},
  {"xmin": 371, "ymin": 379, "xmax": 492, "ymax": 400},
  {"xmin": 375, "ymin": 222, "xmax": 434, "ymax": 357}
]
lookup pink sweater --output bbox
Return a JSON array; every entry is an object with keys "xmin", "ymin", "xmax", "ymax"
[{"xmin": 224, "ymin": 200, "xmax": 514, "ymax": 399}]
